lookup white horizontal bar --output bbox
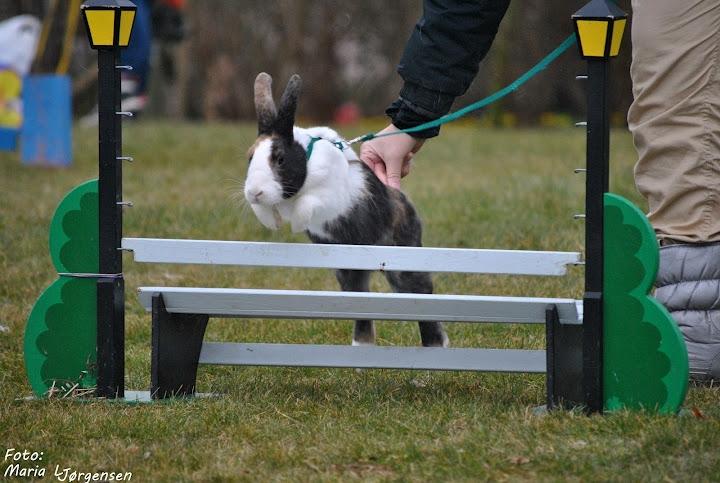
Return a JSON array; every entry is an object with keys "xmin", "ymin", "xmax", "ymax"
[
  {"xmin": 122, "ymin": 238, "xmax": 580, "ymax": 276},
  {"xmin": 138, "ymin": 287, "xmax": 581, "ymax": 324},
  {"xmin": 122, "ymin": 391, "xmax": 216, "ymax": 402},
  {"xmin": 200, "ymin": 342, "xmax": 546, "ymax": 373}
]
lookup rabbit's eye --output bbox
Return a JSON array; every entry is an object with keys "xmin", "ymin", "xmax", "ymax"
[{"xmin": 276, "ymin": 155, "xmax": 284, "ymax": 165}]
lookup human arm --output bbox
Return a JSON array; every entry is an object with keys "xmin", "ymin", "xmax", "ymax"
[{"xmin": 361, "ymin": 0, "xmax": 510, "ymax": 186}]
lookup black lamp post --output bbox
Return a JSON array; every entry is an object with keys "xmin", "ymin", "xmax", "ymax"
[
  {"xmin": 572, "ymin": 0, "xmax": 628, "ymax": 413},
  {"xmin": 81, "ymin": 0, "xmax": 136, "ymax": 398}
]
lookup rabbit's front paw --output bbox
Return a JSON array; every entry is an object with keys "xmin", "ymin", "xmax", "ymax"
[
  {"xmin": 251, "ymin": 203, "xmax": 280, "ymax": 230},
  {"xmin": 291, "ymin": 196, "xmax": 317, "ymax": 233}
]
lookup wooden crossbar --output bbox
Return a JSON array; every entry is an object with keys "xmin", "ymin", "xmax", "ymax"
[
  {"xmin": 122, "ymin": 238, "xmax": 581, "ymax": 276},
  {"xmin": 199, "ymin": 342, "xmax": 546, "ymax": 373},
  {"xmin": 137, "ymin": 287, "xmax": 582, "ymax": 325}
]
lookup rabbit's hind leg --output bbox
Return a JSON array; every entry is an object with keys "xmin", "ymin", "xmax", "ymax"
[
  {"xmin": 335, "ymin": 269, "xmax": 375, "ymax": 345},
  {"xmin": 384, "ymin": 271, "xmax": 449, "ymax": 348}
]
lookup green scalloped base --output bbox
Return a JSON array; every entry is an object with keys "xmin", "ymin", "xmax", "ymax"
[
  {"xmin": 603, "ymin": 193, "xmax": 688, "ymax": 413},
  {"xmin": 24, "ymin": 180, "xmax": 99, "ymax": 397},
  {"xmin": 25, "ymin": 277, "xmax": 97, "ymax": 396}
]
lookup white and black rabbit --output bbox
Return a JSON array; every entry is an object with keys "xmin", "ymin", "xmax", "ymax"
[{"xmin": 244, "ymin": 72, "xmax": 448, "ymax": 348}]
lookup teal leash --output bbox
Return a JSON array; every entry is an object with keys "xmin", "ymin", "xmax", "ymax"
[
  {"xmin": 343, "ymin": 33, "xmax": 578, "ymax": 147},
  {"xmin": 305, "ymin": 34, "xmax": 577, "ymax": 159}
]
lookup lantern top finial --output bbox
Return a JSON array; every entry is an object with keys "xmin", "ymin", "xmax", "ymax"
[
  {"xmin": 81, "ymin": 0, "xmax": 137, "ymax": 9},
  {"xmin": 572, "ymin": 0, "xmax": 627, "ymax": 21}
]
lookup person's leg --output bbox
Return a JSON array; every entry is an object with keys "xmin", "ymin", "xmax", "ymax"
[
  {"xmin": 629, "ymin": 0, "xmax": 720, "ymax": 380},
  {"xmin": 629, "ymin": 0, "xmax": 720, "ymax": 244}
]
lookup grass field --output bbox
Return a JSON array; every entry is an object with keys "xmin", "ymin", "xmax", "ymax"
[{"xmin": 1, "ymin": 122, "xmax": 718, "ymax": 481}]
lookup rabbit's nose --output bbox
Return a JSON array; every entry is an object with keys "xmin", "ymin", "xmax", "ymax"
[{"xmin": 249, "ymin": 189, "xmax": 264, "ymax": 202}]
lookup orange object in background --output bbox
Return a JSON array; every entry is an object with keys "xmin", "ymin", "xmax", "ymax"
[
  {"xmin": 160, "ymin": 0, "xmax": 185, "ymax": 9},
  {"xmin": 333, "ymin": 102, "xmax": 361, "ymax": 126}
]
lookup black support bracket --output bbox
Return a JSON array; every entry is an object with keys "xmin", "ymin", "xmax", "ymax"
[
  {"xmin": 546, "ymin": 304, "xmax": 584, "ymax": 409},
  {"xmin": 151, "ymin": 293, "xmax": 209, "ymax": 399}
]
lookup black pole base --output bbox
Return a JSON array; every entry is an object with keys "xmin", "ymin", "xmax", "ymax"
[
  {"xmin": 151, "ymin": 293, "xmax": 209, "ymax": 399},
  {"xmin": 97, "ymin": 276, "xmax": 125, "ymax": 399},
  {"xmin": 582, "ymin": 291, "xmax": 604, "ymax": 413},
  {"xmin": 546, "ymin": 304, "xmax": 584, "ymax": 409}
]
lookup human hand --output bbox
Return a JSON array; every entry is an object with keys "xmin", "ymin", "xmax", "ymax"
[{"xmin": 359, "ymin": 124, "xmax": 424, "ymax": 189}]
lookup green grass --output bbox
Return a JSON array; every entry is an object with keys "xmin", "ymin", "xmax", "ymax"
[{"xmin": 1, "ymin": 122, "xmax": 718, "ymax": 481}]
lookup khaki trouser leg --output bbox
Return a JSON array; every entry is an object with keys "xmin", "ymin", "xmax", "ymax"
[{"xmin": 628, "ymin": 0, "xmax": 720, "ymax": 244}]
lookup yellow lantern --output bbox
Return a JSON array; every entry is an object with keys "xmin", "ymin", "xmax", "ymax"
[
  {"xmin": 81, "ymin": 0, "xmax": 137, "ymax": 49},
  {"xmin": 572, "ymin": 0, "xmax": 627, "ymax": 59}
]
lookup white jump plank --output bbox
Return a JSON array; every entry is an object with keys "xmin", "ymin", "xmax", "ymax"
[
  {"xmin": 122, "ymin": 238, "xmax": 580, "ymax": 276},
  {"xmin": 138, "ymin": 287, "xmax": 581, "ymax": 324},
  {"xmin": 199, "ymin": 342, "xmax": 546, "ymax": 373}
]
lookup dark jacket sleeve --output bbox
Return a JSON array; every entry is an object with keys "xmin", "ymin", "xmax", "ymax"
[{"xmin": 387, "ymin": 0, "xmax": 510, "ymax": 138}]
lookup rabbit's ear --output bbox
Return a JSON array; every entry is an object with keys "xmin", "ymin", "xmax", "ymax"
[
  {"xmin": 254, "ymin": 72, "xmax": 277, "ymax": 135},
  {"xmin": 275, "ymin": 74, "xmax": 302, "ymax": 140}
]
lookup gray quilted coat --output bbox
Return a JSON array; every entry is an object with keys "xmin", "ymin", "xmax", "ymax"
[{"xmin": 655, "ymin": 243, "xmax": 720, "ymax": 381}]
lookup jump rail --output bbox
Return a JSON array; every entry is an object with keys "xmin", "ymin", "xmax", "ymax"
[
  {"xmin": 137, "ymin": 287, "xmax": 582, "ymax": 325},
  {"xmin": 199, "ymin": 343, "xmax": 547, "ymax": 373},
  {"xmin": 122, "ymin": 238, "xmax": 582, "ymax": 276}
]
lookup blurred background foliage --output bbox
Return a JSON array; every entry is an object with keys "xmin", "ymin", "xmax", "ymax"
[{"xmin": 2, "ymin": 0, "xmax": 633, "ymax": 126}]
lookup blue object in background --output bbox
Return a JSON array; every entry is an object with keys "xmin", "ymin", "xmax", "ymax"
[
  {"xmin": 0, "ymin": 127, "xmax": 17, "ymax": 150},
  {"xmin": 120, "ymin": 0, "xmax": 152, "ymax": 93},
  {"xmin": 21, "ymin": 75, "xmax": 72, "ymax": 166}
]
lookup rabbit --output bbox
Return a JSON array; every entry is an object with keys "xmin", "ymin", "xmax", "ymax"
[{"xmin": 243, "ymin": 72, "xmax": 448, "ymax": 348}]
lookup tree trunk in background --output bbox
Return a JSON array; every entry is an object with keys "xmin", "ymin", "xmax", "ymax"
[
  {"xmin": 300, "ymin": 5, "xmax": 340, "ymax": 121},
  {"xmin": 279, "ymin": 0, "xmax": 306, "ymax": 77}
]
